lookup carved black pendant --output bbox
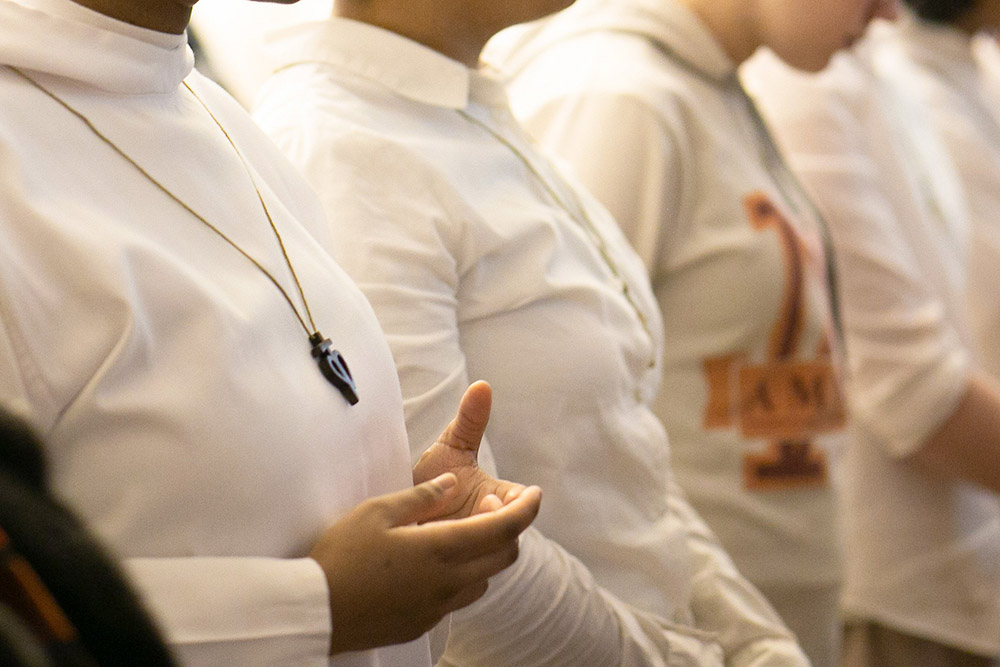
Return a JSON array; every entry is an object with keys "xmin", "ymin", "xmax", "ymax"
[{"xmin": 310, "ymin": 333, "xmax": 359, "ymax": 405}]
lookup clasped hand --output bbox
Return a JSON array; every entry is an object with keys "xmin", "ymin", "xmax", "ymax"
[{"xmin": 309, "ymin": 381, "xmax": 542, "ymax": 655}]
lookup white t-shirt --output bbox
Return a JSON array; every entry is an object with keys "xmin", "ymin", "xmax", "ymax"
[
  {"xmin": 0, "ymin": 1, "xmax": 429, "ymax": 665},
  {"xmin": 875, "ymin": 17, "xmax": 1000, "ymax": 385},
  {"xmin": 743, "ymin": 43, "xmax": 1000, "ymax": 656},
  {"xmin": 255, "ymin": 16, "xmax": 808, "ymax": 667},
  {"xmin": 487, "ymin": 0, "xmax": 846, "ymax": 589}
]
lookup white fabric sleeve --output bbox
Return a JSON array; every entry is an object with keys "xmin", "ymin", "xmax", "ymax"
[
  {"xmin": 124, "ymin": 557, "xmax": 331, "ymax": 666},
  {"xmin": 444, "ymin": 526, "xmax": 730, "ymax": 667},
  {"xmin": 919, "ymin": 77, "xmax": 1000, "ymax": 382},
  {"xmin": 514, "ymin": 92, "xmax": 684, "ymax": 273},
  {"xmin": 791, "ymin": 154, "xmax": 969, "ymax": 458},
  {"xmin": 269, "ymin": 127, "xmax": 722, "ymax": 666},
  {"xmin": 665, "ymin": 477, "xmax": 810, "ymax": 667},
  {"xmin": 746, "ymin": 60, "xmax": 971, "ymax": 458}
]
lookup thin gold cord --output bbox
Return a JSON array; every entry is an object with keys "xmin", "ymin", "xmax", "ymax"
[{"xmin": 9, "ymin": 66, "xmax": 318, "ymax": 339}]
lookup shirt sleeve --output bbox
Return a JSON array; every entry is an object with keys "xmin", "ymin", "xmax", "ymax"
[
  {"xmin": 124, "ymin": 557, "xmax": 332, "ymax": 666},
  {"xmin": 913, "ymin": 70, "xmax": 1000, "ymax": 382},
  {"xmin": 512, "ymin": 90, "xmax": 685, "ymax": 274},
  {"xmin": 745, "ymin": 55, "xmax": 971, "ymax": 458},
  {"xmin": 268, "ymin": 125, "xmax": 728, "ymax": 666},
  {"xmin": 665, "ymin": 477, "xmax": 810, "ymax": 667},
  {"xmin": 443, "ymin": 525, "xmax": 728, "ymax": 667}
]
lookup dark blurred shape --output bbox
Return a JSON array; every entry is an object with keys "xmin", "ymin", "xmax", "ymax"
[
  {"xmin": 0, "ymin": 409, "xmax": 176, "ymax": 667},
  {"xmin": 903, "ymin": 0, "xmax": 977, "ymax": 23}
]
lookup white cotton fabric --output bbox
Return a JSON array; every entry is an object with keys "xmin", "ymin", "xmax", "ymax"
[
  {"xmin": 743, "ymin": 42, "xmax": 1000, "ymax": 656},
  {"xmin": 485, "ymin": 0, "xmax": 847, "ymax": 598},
  {"xmin": 874, "ymin": 17, "xmax": 1000, "ymax": 387},
  {"xmin": 974, "ymin": 34, "xmax": 1000, "ymax": 114},
  {"xmin": 0, "ymin": 1, "xmax": 430, "ymax": 665},
  {"xmin": 255, "ymin": 16, "xmax": 808, "ymax": 667}
]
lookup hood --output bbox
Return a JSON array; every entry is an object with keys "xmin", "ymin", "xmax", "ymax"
[
  {"xmin": 0, "ymin": 0, "xmax": 192, "ymax": 94},
  {"xmin": 488, "ymin": 0, "xmax": 733, "ymax": 84}
]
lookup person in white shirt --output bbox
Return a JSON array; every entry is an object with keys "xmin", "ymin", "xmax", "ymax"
[
  {"xmin": 253, "ymin": 0, "xmax": 810, "ymax": 665},
  {"xmin": 0, "ymin": 1, "xmax": 543, "ymax": 665},
  {"xmin": 742, "ymin": 13, "xmax": 1000, "ymax": 667},
  {"xmin": 874, "ymin": 1, "xmax": 1000, "ymax": 389},
  {"xmin": 484, "ymin": 2, "xmax": 895, "ymax": 665}
]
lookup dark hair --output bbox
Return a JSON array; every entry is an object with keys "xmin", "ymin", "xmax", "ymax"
[
  {"xmin": 0, "ymin": 409, "xmax": 177, "ymax": 667},
  {"xmin": 903, "ymin": 0, "xmax": 978, "ymax": 23}
]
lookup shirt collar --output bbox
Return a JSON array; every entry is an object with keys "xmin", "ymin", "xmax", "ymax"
[
  {"xmin": 268, "ymin": 17, "xmax": 482, "ymax": 110},
  {"xmin": 491, "ymin": 0, "xmax": 734, "ymax": 86},
  {"xmin": 0, "ymin": 0, "xmax": 192, "ymax": 94}
]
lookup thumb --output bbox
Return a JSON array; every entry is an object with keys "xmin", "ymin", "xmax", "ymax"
[
  {"xmin": 438, "ymin": 381, "xmax": 492, "ymax": 453},
  {"xmin": 378, "ymin": 473, "xmax": 458, "ymax": 526}
]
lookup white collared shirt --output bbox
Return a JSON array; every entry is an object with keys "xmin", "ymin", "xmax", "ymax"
[
  {"xmin": 487, "ymin": 0, "xmax": 846, "ymax": 592},
  {"xmin": 256, "ymin": 16, "xmax": 806, "ymax": 667},
  {"xmin": 744, "ymin": 41, "xmax": 1000, "ymax": 655},
  {"xmin": 0, "ymin": 2, "xmax": 429, "ymax": 665}
]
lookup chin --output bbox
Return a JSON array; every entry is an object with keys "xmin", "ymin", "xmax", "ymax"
[
  {"xmin": 780, "ymin": 49, "xmax": 836, "ymax": 74},
  {"xmin": 796, "ymin": 58, "xmax": 834, "ymax": 73}
]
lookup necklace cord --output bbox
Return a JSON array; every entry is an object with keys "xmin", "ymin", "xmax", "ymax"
[
  {"xmin": 181, "ymin": 82, "xmax": 320, "ymax": 336},
  {"xmin": 8, "ymin": 66, "xmax": 317, "ymax": 339}
]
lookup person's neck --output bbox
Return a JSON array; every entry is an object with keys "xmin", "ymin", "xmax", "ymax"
[
  {"xmin": 70, "ymin": 0, "xmax": 192, "ymax": 34},
  {"xmin": 677, "ymin": 0, "xmax": 758, "ymax": 65},
  {"xmin": 333, "ymin": 1, "xmax": 487, "ymax": 68}
]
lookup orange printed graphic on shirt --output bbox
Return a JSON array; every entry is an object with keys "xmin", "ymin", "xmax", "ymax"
[
  {"xmin": 743, "ymin": 441, "xmax": 828, "ymax": 491},
  {"xmin": 738, "ymin": 360, "xmax": 845, "ymax": 439},
  {"xmin": 747, "ymin": 192, "xmax": 806, "ymax": 360},
  {"xmin": 702, "ymin": 192, "xmax": 844, "ymax": 491},
  {"xmin": 703, "ymin": 353, "xmax": 746, "ymax": 429}
]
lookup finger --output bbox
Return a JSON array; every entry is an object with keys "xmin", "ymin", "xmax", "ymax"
[
  {"xmin": 408, "ymin": 486, "xmax": 541, "ymax": 562},
  {"xmin": 374, "ymin": 473, "xmax": 458, "ymax": 526},
  {"xmin": 474, "ymin": 493, "xmax": 503, "ymax": 514},
  {"xmin": 436, "ymin": 381, "xmax": 492, "ymax": 453},
  {"xmin": 487, "ymin": 481, "xmax": 526, "ymax": 506}
]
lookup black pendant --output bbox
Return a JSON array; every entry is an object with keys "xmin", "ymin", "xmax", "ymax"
[{"xmin": 310, "ymin": 333, "xmax": 359, "ymax": 405}]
